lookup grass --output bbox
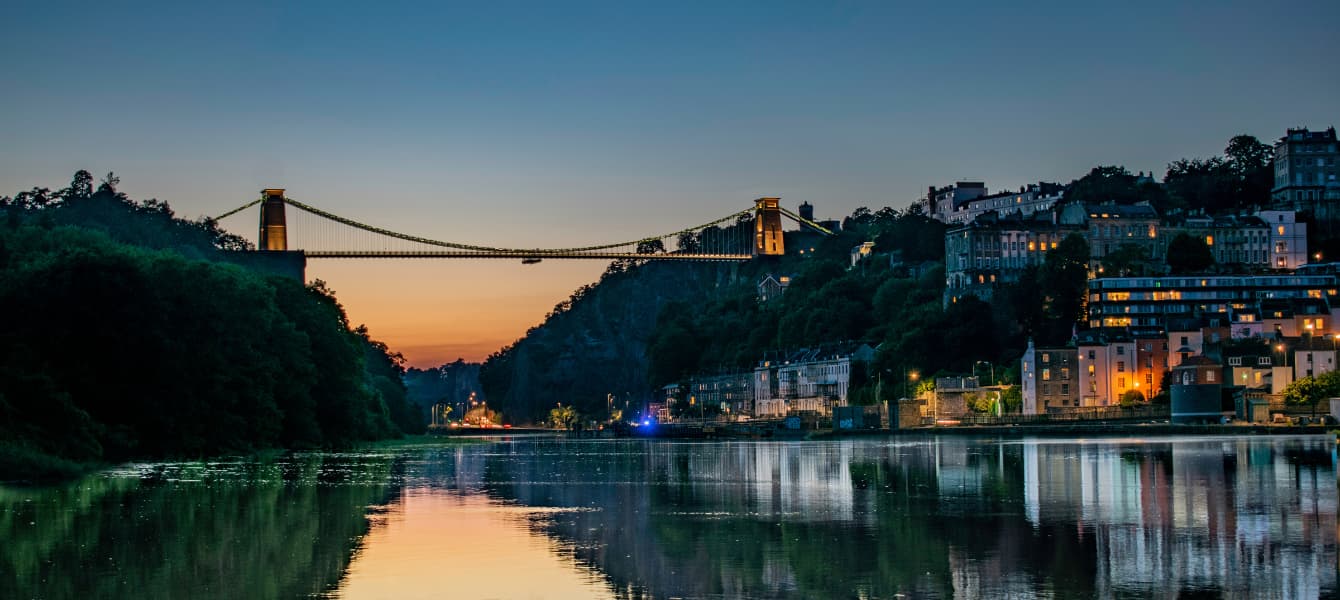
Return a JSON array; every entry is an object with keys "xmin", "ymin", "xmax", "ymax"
[{"xmin": 0, "ymin": 444, "xmax": 102, "ymax": 483}]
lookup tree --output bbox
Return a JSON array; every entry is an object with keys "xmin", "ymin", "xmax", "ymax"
[
  {"xmin": 1064, "ymin": 166, "xmax": 1163, "ymax": 206},
  {"xmin": 1225, "ymin": 134, "xmax": 1275, "ymax": 207},
  {"xmin": 1284, "ymin": 371, "xmax": 1340, "ymax": 417},
  {"xmin": 1166, "ymin": 233, "xmax": 1215, "ymax": 274},
  {"xmin": 1037, "ymin": 234, "xmax": 1090, "ymax": 342},
  {"xmin": 1119, "ymin": 389, "xmax": 1146, "ymax": 407},
  {"xmin": 549, "ymin": 404, "xmax": 577, "ymax": 429},
  {"xmin": 1000, "ymin": 385, "xmax": 1022, "ymax": 413},
  {"xmin": 1101, "ymin": 243, "xmax": 1151, "ymax": 276}
]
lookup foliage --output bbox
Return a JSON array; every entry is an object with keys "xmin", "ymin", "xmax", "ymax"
[
  {"xmin": 1000, "ymin": 385, "xmax": 1022, "ymax": 413},
  {"xmin": 1283, "ymin": 371, "xmax": 1340, "ymax": 416},
  {"xmin": 1166, "ymin": 233, "xmax": 1215, "ymax": 274},
  {"xmin": 1064, "ymin": 166, "xmax": 1167, "ymax": 207},
  {"xmin": 1100, "ymin": 243, "xmax": 1151, "ymax": 277},
  {"xmin": 0, "ymin": 172, "xmax": 420, "ymax": 476},
  {"xmin": 549, "ymin": 404, "xmax": 577, "ymax": 429},
  {"xmin": 1163, "ymin": 135, "xmax": 1274, "ymax": 214},
  {"xmin": 1119, "ymin": 389, "xmax": 1146, "ymax": 407}
]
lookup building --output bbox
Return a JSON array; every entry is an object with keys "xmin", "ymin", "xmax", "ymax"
[
  {"xmin": 1087, "ymin": 274, "xmax": 1339, "ymax": 330},
  {"xmin": 1259, "ymin": 210, "xmax": 1309, "ymax": 269},
  {"xmin": 1223, "ymin": 347, "xmax": 1275, "ymax": 390},
  {"xmin": 752, "ymin": 344, "xmax": 874, "ymax": 417},
  {"xmin": 1077, "ymin": 331, "xmax": 1137, "ymax": 406},
  {"xmin": 686, "ymin": 372, "xmax": 755, "ymax": 418},
  {"xmin": 850, "ymin": 242, "xmax": 876, "ymax": 267},
  {"xmin": 758, "ymin": 274, "xmax": 792, "ymax": 303},
  {"xmin": 1272, "ymin": 127, "xmax": 1339, "ymax": 208},
  {"xmin": 1020, "ymin": 340, "xmax": 1080, "ymax": 414},
  {"xmin": 946, "ymin": 201, "xmax": 1311, "ymax": 306},
  {"xmin": 929, "ymin": 181, "xmax": 988, "ymax": 224},
  {"xmin": 1169, "ymin": 355, "xmax": 1223, "ymax": 423},
  {"xmin": 943, "ymin": 209, "xmax": 1082, "ymax": 304},
  {"xmin": 1084, "ymin": 202, "xmax": 1163, "ymax": 271},
  {"xmin": 1292, "ymin": 337, "xmax": 1338, "ymax": 380},
  {"xmin": 1132, "ymin": 328, "xmax": 1169, "ymax": 398}
]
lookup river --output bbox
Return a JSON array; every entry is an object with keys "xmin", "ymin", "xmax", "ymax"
[{"xmin": 2, "ymin": 435, "xmax": 1335, "ymax": 598}]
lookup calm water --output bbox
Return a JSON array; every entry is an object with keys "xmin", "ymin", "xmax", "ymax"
[{"xmin": 2, "ymin": 435, "xmax": 1336, "ymax": 599}]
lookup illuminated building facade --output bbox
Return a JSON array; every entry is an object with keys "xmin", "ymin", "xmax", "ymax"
[
  {"xmin": 1273, "ymin": 126, "xmax": 1339, "ymax": 207},
  {"xmin": 1087, "ymin": 274, "xmax": 1339, "ymax": 330},
  {"xmin": 1020, "ymin": 340, "xmax": 1080, "ymax": 413}
]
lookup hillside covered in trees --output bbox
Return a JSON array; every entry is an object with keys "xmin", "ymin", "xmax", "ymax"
[
  {"xmin": 479, "ymin": 205, "xmax": 1000, "ymax": 423},
  {"xmin": 481, "ymin": 133, "xmax": 1297, "ymax": 423},
  {"xmin": 0, "ymin": 172, "xmax": 422, "ymax": 479}
]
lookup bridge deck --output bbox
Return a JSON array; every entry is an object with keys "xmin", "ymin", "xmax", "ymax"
[{"xmin": 303, "ymin": 250, "xmax": 754, "ymax": 260}]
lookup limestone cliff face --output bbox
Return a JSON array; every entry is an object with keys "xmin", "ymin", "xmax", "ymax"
[{"xmin": 481, "ymin": 261, "xmax": 741, "ymax": 424}]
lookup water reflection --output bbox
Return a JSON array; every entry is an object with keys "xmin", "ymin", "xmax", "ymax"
[
  {"xmin": 473, "ymin": 436, "xmax": 1336, "ymax": 598},
  {"xmin": 1, "ymin": 436, "xmax": 1334, "ymax": 599},
  {"xmin": 0, "ymin": 453, "xmax": 401, "ymax": 600}
]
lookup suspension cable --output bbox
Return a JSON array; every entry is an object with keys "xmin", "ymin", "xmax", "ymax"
[
  {"xmin": 777, "ymin": 206, "xmax": 835, "ymax": 236},
  {"xmin": 281, "ymin": 196, "xmax": 756, "ymax": 255},
  {"xmin": 212, "ymin": 198, "xmax": 263, "ymax": 221}
]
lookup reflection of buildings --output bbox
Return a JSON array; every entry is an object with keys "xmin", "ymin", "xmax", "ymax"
[
  {"xmin": 1022, "ymin": 437, "xmax": 1336, "ymax": 597},
  {"xmin": 452, "ymin": 435, "xmax": 1337, "ymax": 599}
]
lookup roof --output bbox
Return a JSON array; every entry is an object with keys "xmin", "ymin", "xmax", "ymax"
[
  {"xmin": 1085, "ymin": 202, "xmax": 1159, "ymax": 219},
  {"xmin": 1177, "ymin": 355, "xmax": 1220, "ymax": 367}
]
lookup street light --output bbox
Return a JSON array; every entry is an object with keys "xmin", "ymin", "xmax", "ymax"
[{"xmin": 974, "ymin": 360, "xmax": 995, "ymax": 386}]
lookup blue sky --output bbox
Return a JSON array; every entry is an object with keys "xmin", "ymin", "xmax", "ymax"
[{"xmin": 3, "ymin": 0, "xmax": 1337, "ymax": 364}]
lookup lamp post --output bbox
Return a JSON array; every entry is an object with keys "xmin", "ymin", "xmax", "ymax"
[
  {"xmin": 905, "ymin": 369, "xmax": 919, "ymax": 411},
  {"xmin": 974, "ymin": 360, "xmax": 995, "ymax": 386}
]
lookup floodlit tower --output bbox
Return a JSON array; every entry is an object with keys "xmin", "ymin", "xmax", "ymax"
[
  {"xmin": 259, "ymin": 188, "xmax": 288, "ymax": 251},
  {"xmin": 754, "ymin": 197, "xmax": 785, "ymax": 256}
]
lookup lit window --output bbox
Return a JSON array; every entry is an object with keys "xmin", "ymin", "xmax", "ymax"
[
  {"xmin": 1205, "ymin": 235, "xmax": 1214, "ymax": 246},
  {"xmin": 1279, "ymin": 226, "xmax": 1286, "ymax": 235}
]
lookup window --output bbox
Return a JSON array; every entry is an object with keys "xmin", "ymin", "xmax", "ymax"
[
  {"xmin": 1088, "ymin": 350, "xmax": 1096, "ymax": 360},
  {"xmin": 1060, "ymin": 367, "xmax": 1070, "ymax": 379},
  {"xmin": 1206, "ymin": 371, "xmax": 1216, "ymax": 382},
  {"xmin": 1258, "ymin": 357, "xmax": 1271, "ymax": 366},
  {"xmin": 1042, "ymin": 384, "xmax": 1051, "ymax": 395},
  {"xmin": 1088, "ymin": 365, "xmax": 1095, "ymax": 376},
  {"xmin": 1145, "ymin": 373, "xmax": 1152, "ymax": 385},
  {"xmin": 1117, "ymin": 361, "xmax": 1125, "ymax": 372},
  {"xmin": 1042, "ymin": 353, "xmax": 1050, "ymax": 364},
  {"xmin": 1229, "ymin": 357, "xmax": 1243, "ymax": 366},
  {"xmin": 1061, "ymin": 384, "xmax": 1069, "ymax": 395},
  {"xmin": 1042, "ymin": 368, "xmax": 1052, "ymax": 381},
  {"xmin": 1116, "ymin": 346, "xmax": 1125, "ymax": 355},
  {"xmin": 1118, "ymin": 377, "xmax": 1126, "ymax": 388}
]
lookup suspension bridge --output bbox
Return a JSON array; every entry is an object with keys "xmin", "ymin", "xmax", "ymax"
[{"xmin": 213, "ymin": 190, "xmax": 833, "ymax": 263}]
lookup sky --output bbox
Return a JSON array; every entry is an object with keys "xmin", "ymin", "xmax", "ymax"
[{"xmin": 3, "ymin": 1, "xmax": 1338, "ymax": 367}]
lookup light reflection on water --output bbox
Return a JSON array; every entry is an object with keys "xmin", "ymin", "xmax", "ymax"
[{"xmin": 1, "ymin": 435, "xmax": 1335, "ymax": 599}]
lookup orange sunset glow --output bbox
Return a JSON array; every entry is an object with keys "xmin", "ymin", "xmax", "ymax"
[{"xmin": 309, "ymin": 260, "xmax": 609, "ymax": 367}]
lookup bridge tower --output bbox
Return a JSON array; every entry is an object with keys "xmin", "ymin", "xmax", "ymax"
[
  {"xmin": 258, "ymin": 189, "xmax": 288, "ymax": 251},
  {"xmin": 754, "ymin": 197, "xmax": 785, "ymax": 256}
]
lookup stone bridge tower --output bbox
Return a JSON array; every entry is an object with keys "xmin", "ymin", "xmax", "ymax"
[
  {"xmin": 259, "ymin": 188, "xmax": 288, "ymax": 251},
  {"xmin": 754, "ymin": 197, "xmax": 784, "ymax": 256}
]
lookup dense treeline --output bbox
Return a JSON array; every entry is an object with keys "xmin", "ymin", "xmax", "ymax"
[
  {"xmin": 482, "ymin": 134, "xmax": 1291, "ymax": 420},
  {"xmin": 0, "ymin": 172, "xmax": 421, "ymax": 478},
  {"xmin": 481, "ymin": 208, "xmax": 969, "ymax": 421}
]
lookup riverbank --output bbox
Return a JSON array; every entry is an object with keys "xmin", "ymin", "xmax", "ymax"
[
  {"xmin": 0, "ymin": 433, "xmax": 481, "ymax": 484},
  {"xmin": 814, "ymin": 423, "xmax": 1334, "ymax": 439}
]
